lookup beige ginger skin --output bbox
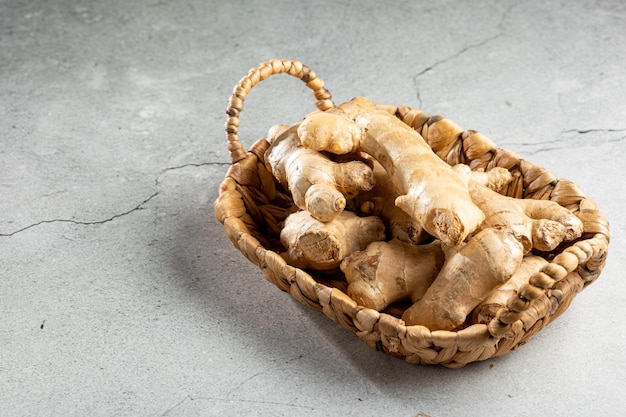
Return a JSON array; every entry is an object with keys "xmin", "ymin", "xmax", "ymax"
[
  {"xmin": 401, "ymin": 228, "xmax": 525, "ymax": 330},
  {"xmin": 341, "ymin": 239, "xmax": 444, "ymax": 311},
  {"xmin": 403, "ymin": 178, "xmax": 583, "ymax": 330},
  {"xmin": 264, "ymin": 125, "xmax": 375, "ymax": 222},
  {"xmin": 280, "ymin": 210, "xmax": 385, "ymax": 271},
  {"xmin": 350, "ymin": 163, "xmax": 430, "ymax": 245},
  {"xmin": 468, "ymin": 180, "xmax": 583, "ymax": 252},
  {"xmin": 352, "ymin": 163, "xmax": 514, "ymax": 245}
]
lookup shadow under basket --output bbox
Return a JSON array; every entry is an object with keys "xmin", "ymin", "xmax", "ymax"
[{"xmin": 213, "ymin": 59, "xmax": 610, "ymax": 368}]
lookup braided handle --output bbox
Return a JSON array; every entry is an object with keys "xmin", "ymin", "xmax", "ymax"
[{"xmin": 225, "ymin": 59, "xmax": 335, "ymax": 163}]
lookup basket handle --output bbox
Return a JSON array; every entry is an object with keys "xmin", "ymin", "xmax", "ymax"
[{"xmin": 225, "ymin": 59, "xmax": 335, "ymax": 163}]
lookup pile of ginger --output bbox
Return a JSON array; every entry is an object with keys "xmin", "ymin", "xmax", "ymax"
[{"xmin": 263, "ymin": 97, "xmax": 583, "ymax": 331}]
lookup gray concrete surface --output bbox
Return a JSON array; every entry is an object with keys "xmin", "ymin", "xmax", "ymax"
[{"xmin": 1, "ymin": 0, "xmax": 625, "ymax": 416}]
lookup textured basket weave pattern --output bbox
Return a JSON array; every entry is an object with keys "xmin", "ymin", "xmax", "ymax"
[{"xmin": 214, "ymin": 59, "xmax": 610, "ymax": 367}]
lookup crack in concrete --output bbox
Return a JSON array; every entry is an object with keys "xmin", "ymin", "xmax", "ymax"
[
  {"xmin": 412, "ymin": 34, "xmax": 502, "ymax": 107},
  {"xmin": 0, "ymin": 191, "xmax": 159, "ymax": 237},
  {"xmin": 414, "ymin": 35, "xmax": 501, "ymax": 79},
  {"xmin": 0, "ymin": 161, "xmax": 230, "ymax": 237},
  {"xmin": 160, "ymin": 161, "xmax": 230, "ymax": 175},
  {"xmin": 413, "ymin": 2, "xmax": 514, "ymax": 107},
  {"xmin": 225, "ymin": 353, "xmax": 304, "ymax": 400},
  {"xmin": 503, "ymin": 130, "xmax": 626, "ymax": 156},
  {"xmin": 561, "ymin": 128, "xmax": 626, "ymax": 134},
  {"xmin": 225, "ymin": 371, "xmax": 266, "ymax": 399},
  {"xmin": 160, "ymin": 395, "xmax": 193, "ymax": 416},
  {"xmin": 160, "ymin": 394, "xmax": 317, "ymax": 415}
]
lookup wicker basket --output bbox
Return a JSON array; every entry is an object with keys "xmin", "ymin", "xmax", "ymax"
[{"xmin": 214, "ymin": 59, "xmax": 610, "ymax": 367}]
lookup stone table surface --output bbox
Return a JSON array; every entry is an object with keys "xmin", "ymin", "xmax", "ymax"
[{"xmin": 1, "ymin": 1, "xmax": 624, "ymax": 416}]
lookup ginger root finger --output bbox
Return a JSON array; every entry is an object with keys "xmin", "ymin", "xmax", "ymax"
[
  {"xmin": 342, "ymin": 239, "xmax": 444, "ymax": 311},
  {"xmin": 267, "ymin": 124, "xmax": 290, "ymax": 144},
  {"xmin": 264, "ymin": 125, "xmax": 375, "ymax": 222},
  {"xmin": 471, "ymin": 255, "xmax": 549, "ymax": 324},
  {"xmin": 521, "ymin": 198, "xmax": 584, "ymax": 242},
  {"xmin": 280, "ymin": 210, "xmax": 385, "ymax": 271},
  {"xmin": 402, "ymin": 228, "xmax": 524, "ymax": 330},
  {"xmin": 298, "ymin": 111, "xmax": 362, "ymax": 154},
  {"xmin": 468, "ymin": 167, "xmax": 513, "ymax": 193},
  {"xmin": 297, "ymin": 96, "xmax": 376, "ymax": 154},
  {"xmin": 468, "ymin": 180, "xmax": 583, "ymax": 252},
  {"xmin": 349, "ymin": 162, "xmax": 430, "ymax": 244}
]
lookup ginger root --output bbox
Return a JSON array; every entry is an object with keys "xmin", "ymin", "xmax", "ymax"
[
  {"xmin": 280, "ymin": 210, "xmax": 385, "ymax": 271},
  {"xmin": 342, "ymin": 239, "xmax": 444, "ymax": 311},
  {"xmin": 468, "ymin": 180, "xmax": 583, "ymax": 252},
  {"xmin": 298, "ymin": 97, "xmax": 484, "ymax": 246},
  {"xmin": 264, "ymin": 125, "xmax": 375, "ymax": 222},
  {"xmin": 401, "ymin": 228, "xmax": 525, "ymax": 330}
]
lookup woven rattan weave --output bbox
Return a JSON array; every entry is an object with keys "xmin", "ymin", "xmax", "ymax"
[{"xmin": 214, "ymin": 59, "xmax": 609, "ymax": 367}]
